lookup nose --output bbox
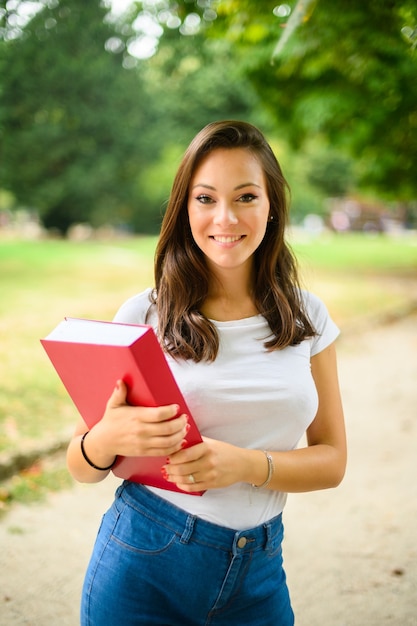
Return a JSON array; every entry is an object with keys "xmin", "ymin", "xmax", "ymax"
[{"xmin": 213, "ymin": 202, "xmax": 238, "ymax": 226}]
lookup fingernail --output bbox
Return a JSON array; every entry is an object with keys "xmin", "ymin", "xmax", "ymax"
[
  {"xmin": 165, "ymin": 457, "xmax": 170, "ymax": 464},
  {"xmin": 185, "ymin": 423, "xmax": 191, "ymax": 433},
  {"xmin": 160, "ymin": 467, "xmax": 169, "ymax": 480},
  {"xmin": 181, "ymin": 439, "xmax": 188, "ymax": 449}
]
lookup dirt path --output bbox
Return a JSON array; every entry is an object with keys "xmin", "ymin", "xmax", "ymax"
[{"xmin": 1, "ymin": 315, "xmax": 416, "ymax": 626}]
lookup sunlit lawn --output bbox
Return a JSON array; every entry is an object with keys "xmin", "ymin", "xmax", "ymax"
[
  {"xmin": 290, "ymin": 230, "xmax": 417, "ymax": 327},
  {"xmin": 0, "ymin": 232, "xmax": 416, "ymax": 460}
]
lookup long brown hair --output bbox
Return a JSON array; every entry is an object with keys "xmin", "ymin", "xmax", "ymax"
[{"xmin": 150, "ymin": 120, "xmax": 316, "ymax": 362}]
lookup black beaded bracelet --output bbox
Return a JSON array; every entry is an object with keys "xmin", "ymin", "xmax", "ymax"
[{"xmin": 80, "ymin": 431, "xmax": 117, "ymax": 471}]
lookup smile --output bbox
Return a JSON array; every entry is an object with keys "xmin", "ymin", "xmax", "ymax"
[{"xmin": 210, "ymin": 235, "xmax": 244, "ymax": 243}]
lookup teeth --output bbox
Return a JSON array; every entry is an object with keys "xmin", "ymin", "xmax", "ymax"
[{"xmin": 213, "ymin": 236, "xmax": 241, "ymax": 243}]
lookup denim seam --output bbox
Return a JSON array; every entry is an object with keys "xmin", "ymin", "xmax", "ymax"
[{"xmin": 83, "ymin": 503, "xmax": 123, "ymax": 625}]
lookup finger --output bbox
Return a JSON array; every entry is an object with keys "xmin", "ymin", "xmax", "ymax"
[
  {"xmin": 146, "ymin": 441, "xmax": 187, "ymax": 458},
  {"xmin": 167, "ymin": 441, "xmax": 204, "ymax": 465},
  {"xmin": 161, "ymin": 454, "xmax": 202, "ymax": 483},
  {"xmin": 174, "ymin": 477, "xmax": 204, "ymax": 493},
  {"xmin": 147, "ymin": 434, "xmax": 189, "ymax": 454},
  {"xmin": 161, "ymin": 466, "xmax": 202, "ymax": 491},
  {"xmin": 136, "ymin": 404, "xmax": 184, "ymax": 425},
  {"xmin": 106, "ymin": 379, "xmax": 128, "ymax": 409},
  {"xmin": 138, "ymin": 415, "xmax": 189, "ymax": 442},
  {"xmin": 106, "ymin": 380, "xmax": 182, "ymax": 424}
]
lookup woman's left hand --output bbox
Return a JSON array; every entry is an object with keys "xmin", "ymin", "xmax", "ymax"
[{"xmin": 162, "ymin": 437, "xmax": 246, "ymax": 493}]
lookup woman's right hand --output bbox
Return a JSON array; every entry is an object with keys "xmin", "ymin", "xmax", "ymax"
[
  {"xmin": 94, "ymin": 379, "xmax": 189, "ymax": 458},
  {"xmin": 66, "ymin": 379, "xmax": 189, "ymax": 483}
]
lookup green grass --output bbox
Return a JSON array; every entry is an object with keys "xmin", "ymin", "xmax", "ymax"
[
  {"xmin": 0, "ymin": 236, "xmax": 158, "ymax": 508},
  {"xmin": 290, "ymin": 232, "xmax": 417, "ymax": 326},
  {"xmin": 0, "ymin": 237, "xmax": 158, "ymax": 459},
  {"xmin": 1, "ymin": 464, "xmax": 73, "ymax": 506},
  {"xmin": 291, "ymin": 231, "xmax": 417, "ymax": 272},
  {"xmin": 0, "ymin": 232, "xmax": 416, "ymax": 506}
]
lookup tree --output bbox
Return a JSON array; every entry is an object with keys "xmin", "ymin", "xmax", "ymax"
[
  {"xmin": 0, "ymin": 0, "xmax": 276, "ymax": 233},
  {"xmin": 127, "ymin": 32, "xmax": 273, "ymax": 229},
  {"xmin": 0, "ymin": 0, "xmax": 157, "ymax": 233},
  {"xmin": 130, "ymin": 0, "xmax": 417, "ymax": 204}
]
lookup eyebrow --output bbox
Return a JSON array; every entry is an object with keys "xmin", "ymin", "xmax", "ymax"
[{"xmin": 191, "ymin": 182, "xmax": 262, "ymax": 190}]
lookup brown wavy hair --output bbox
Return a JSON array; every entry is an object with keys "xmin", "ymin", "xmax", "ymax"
[{"xmin": 149, "ymin": 120, "xmax": 316, "ymax": 362}]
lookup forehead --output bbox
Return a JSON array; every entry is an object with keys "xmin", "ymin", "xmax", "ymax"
[{"xmin": 192, "ymin": 148, "xmax": 265, "ymax": 183}]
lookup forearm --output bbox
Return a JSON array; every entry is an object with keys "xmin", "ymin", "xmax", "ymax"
[
  {"xmin": 66, "ymin": 429, "xmax": 116, "ymax": 484},
  {"xmin": 166, "ymin": 343, "xmax": 346, "ymax": 494},
  {"xmin": 164, "ymin": 436, "xmax": 346, "ymax": 494},
  {"xmin": 244, "ymin": 444, "xmax": 346, "ymax": 493},
  {"xmin": 66, "ymin": 380, "xmax": 190, "ymax": 484}
]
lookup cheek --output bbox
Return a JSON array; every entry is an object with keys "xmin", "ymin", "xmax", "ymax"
[
  {"xmin": 253, "ymin": 213, "xmax": 269, "ymax": 237},
  {"xmin": 187, "ymin": 216, "xmax": 206, "ymax": 250},
  {"xmin": 188, "ymin": 209, "xmax": 208, "ymax": 236}
]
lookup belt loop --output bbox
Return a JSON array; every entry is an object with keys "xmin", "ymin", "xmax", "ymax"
[
  {"xmin": 264, "ymin": 521, "xmax": 272, "ymax": 551},
  {"xmin": 180, "ymin": 514, "xmax": 196, "ymax": 544}
]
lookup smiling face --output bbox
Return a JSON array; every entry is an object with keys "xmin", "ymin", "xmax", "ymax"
[{"xmin": 187, "ymin": 148, "xmax": 270, "ymax": 280}]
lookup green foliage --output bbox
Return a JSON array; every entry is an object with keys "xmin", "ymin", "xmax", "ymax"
[
  {"xmin": 129, "ymin": 33, "xmax": 275, "ymax": 228},
  {"xmin": 0, "ymin": 0, "xmax": 155, "ymax": 232},
  {"xmin": 2, "ymin": 1, "xmax": 416, "ymax": 232},
  {"xmin": 146, "ymin": 0, "xmax": 417, "ymax": 203},
  {"xmin": 306, "ymin": 147, "xmax": 355, "ymax": 198},
  {"xmin": 267, "ymin": 139, "xmax": 327, "ymax": 221},
  {"xmin": 0, "ymin": 0, "xmax": 275, "ymax": 233}
]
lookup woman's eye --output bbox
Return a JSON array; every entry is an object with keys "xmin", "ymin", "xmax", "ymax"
[
  {"xmin": 238, "ymin": 193, "xmax": 257, "ymax": 203},
  {"xmin": 196, "ymin": 194, "xmax": 213, "ymax": 204}
]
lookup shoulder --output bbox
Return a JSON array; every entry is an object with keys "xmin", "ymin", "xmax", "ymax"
[
  {"xmin": 300, "ymin": 290, "xmax": 330, "ymax": 323},
  {"xmin": 112, "ymin": 288, "xmax": 156, "ymax": 325},
  {"xmin": 300, "ymin": 290, "xmax": 340, "ymax": 356}
]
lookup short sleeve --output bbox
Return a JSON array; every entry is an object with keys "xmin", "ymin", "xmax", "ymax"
[
  {"xmin": 112, "ymin": 288, "xmax": 155, "ymax": 326},
  {"xmin": 302, "ymin": 291, "xmax": 340, "ymax": 356}
]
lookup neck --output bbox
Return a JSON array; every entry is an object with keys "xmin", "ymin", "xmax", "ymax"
[{"xmin": 202, "ymin": 266, "xmax": 258, "ymax": 321}]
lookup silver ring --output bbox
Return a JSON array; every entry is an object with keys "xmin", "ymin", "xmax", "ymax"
[{"xmin": 189, "ymin": 474, "xmax": 195, "ymax": 484}]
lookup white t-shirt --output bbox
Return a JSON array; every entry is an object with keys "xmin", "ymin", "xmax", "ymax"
[{"xmin": 113, "ymin": 288, "xmax": 339, "ymax": 530}]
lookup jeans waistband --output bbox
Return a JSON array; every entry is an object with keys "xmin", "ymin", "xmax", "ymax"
[{"xmin": 117, "ymin": 481, "xmax": 283, "ymax": 556}]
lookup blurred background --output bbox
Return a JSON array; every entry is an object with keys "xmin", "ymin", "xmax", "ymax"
[
  {"xmin": 0, "ymin": 2, "xmax": 417, "ymax": 624},
  {"xmin": 1, "ymin": 0, "xmax": 416, "ymax": 510},
  {"xmin": 1, "ymin": 0, "xmax": 416, "ymax": 236}
]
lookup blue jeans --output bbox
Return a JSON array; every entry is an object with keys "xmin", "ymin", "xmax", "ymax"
[{"xmin": 81, "ymin": 482, "xmax": 294, "ymax": 626}]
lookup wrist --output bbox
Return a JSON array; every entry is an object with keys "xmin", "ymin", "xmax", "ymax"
[
  {"xmin": 80, "ymin": 430, "xmax": 117, "ymax": 471},
  {"xmin": 250, "ymin": 450, "xmax": 274, "ymax": 489}
]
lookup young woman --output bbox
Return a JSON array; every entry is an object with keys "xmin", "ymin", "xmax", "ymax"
[{"xmin": 67, "ymin": 120, "xmax": 346, "ymax": 625}]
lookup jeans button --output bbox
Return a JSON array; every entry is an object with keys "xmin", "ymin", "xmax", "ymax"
[{"xmin": 237, "ymin": 536, "xmax": 247, "ymax": 549}]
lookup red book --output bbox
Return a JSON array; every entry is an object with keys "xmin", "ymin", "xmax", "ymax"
[{"xmin": 41, "ymin": 318, "xmax": 204, "ymax": 495}]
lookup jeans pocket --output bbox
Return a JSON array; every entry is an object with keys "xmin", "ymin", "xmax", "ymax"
[{"xmin": 110, "ymin": 501, "xmax": 178, "ymax": 555}]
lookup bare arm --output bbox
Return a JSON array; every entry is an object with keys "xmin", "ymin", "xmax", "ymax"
[
  {"xmin": 66, "ymin": 380, "xmax": 190, "ymax": 484},
  {"xmin": 163, "ymin": 341, "xmax": 347, "ymax": 493}
]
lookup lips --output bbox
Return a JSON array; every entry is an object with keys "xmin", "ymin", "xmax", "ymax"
[{"xmin": 210, "ymin": 235, "xmax": 244, "ymax": 243}]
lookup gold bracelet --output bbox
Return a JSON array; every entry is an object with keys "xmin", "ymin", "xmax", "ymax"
[{"xmin": 251, "ymin": 451, "xmax": 274, "ymax": 489}]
